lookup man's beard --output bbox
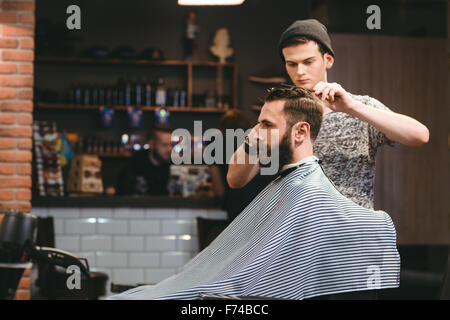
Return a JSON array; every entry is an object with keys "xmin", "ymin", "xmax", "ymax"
[
  {"xmin": 278, "ymin": 129, "xmax": 293, "ymax": 171},
  {"xmin": 259, "ymin": 128, "xmax": 293, "ymax": 173},
  {"xmin": 151, "ymin": 149, "xmax": 169, "ymax": 165}
]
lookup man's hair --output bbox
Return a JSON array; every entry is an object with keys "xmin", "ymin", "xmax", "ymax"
[
  {"xmin": 279, "ymin": 36, "xmax": 328, "ymax": 61},
  {"xmin": 265, "ymin": 86, "xmax": 323, "ymax": 141},
  {"xmin": 148, "ymin": 124, "xmax": 172, "ymax": 141}
]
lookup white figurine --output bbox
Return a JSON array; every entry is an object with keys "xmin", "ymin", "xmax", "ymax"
[{"xmin": 210, "ymin": 28, "xmax": 234, "ymax": 63}]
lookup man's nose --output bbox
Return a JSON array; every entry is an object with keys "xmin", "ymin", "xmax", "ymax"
[
  {"xmin": 255, "ymin": 128, "xmax": 267, "ymax": 142},
  {"xmin": 296, "ymin": 65, "xmax": 306, "ymax": 76},
  {"xmin": 254, "ymin": 124, "xmax": 262, "ymax": 138}
]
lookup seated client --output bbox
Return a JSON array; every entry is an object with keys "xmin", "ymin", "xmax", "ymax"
[{"xmin": 108, "ymin": 86, "xmax": 400, "ymax": 300}]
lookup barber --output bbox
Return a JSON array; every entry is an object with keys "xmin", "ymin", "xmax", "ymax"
[{"xmin": 227, "ymin": 19, "xmax": 429, "ymax": 209}]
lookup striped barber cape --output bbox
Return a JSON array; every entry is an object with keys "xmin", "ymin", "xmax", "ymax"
[{"xmin": 108, "ymin": 156, "xmax": 400, "ymax": 300}]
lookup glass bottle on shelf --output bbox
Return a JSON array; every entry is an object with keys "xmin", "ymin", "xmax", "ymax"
[
  {"xmin": 83, "ymin": 84, "xmax": 91, "ymax": 105},
  {"xmin": 155, "ymin": 76, "xmax": 167, "ymax": 107},
  {"xmin": 173, "ymin": 89, "xmax": 180, "ymax": 107},
  {"xmin": 179, "ymin": 89, "xmax": 187, "ymax": 107},
  {"xmin": 112, "ymin": 138, "xmax": 119, "ymax": 154},
  {"xmin": 99, "ymin": 86, "xmax": 106, "ymax": 105},
  {"xmin": 106, "ymin": 87, "xmax": 113, "ymax": 106},
  {"xmin": 205, "ymin": 90, "xmax": 215, "ymax": 108},
  {"xmin": 74, "ymin": 83, "xmax": 82, "ymax": 105},
  {"xmin": 86, "ymin": 136, "xmax": 93, "ymax": 153},
  {"xmin": 105, "ymin": 138, "xmax": 112, "ymax": 153},
  {"xmin": 144, "ymin": 76, "xmax": 152, "ymax": 106},
  {"xmin": 125, "ymin": 76, "xmax": 133, "ymax": 106},
  {"xmin": 117, "ymin": 77, "xmax": 125, "ymax": 106},
  {"xmin": 112, "ymin": 86, "xmax": 118, "ymax": 106},
  {"xmin": 94, "ymin": 137, "xmax": 101, "ymax": 154},
  {"xmin": 92, "ymin": 85, "xmax": 99, "ymax": 105},
  {"xmin": 135, "ymin": 76, "xmax": 143, "ymax": 107}
]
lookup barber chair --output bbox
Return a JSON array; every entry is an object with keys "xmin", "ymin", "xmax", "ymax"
[
  {"xmin": 196, "ymin": 217, "xmax": 229, "ymax": 251},
  {"xmin": 34, "ymin": 216, "xmax": 108, "ymax": 300},
  {"xmin": 439, "ymin": 248, "xmax": 449, "ymax": 300},
  {"xmin": 0, "ymin": 211, "xmax": 107, "ymax": 300},
  {"xmin": 0, "ymin": 211, "xmax": 90, "ymax": 300}
]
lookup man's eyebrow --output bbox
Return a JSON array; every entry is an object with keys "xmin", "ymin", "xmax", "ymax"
[
  {"xmin": 259, "ymin": 119, "xmax": 275, "ymax": 125},
  {"xmin": 286, "ymin": 56, "xmax": 316, "ymax": 64}
]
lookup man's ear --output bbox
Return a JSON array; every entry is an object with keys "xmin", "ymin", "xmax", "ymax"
[
  {"xmin": 293, "ymin": 122, "xmax": 310, "ymax": 144},
  {"xmin": 324, "ymin": 53, "xmax": 334, "ymax": 69}
]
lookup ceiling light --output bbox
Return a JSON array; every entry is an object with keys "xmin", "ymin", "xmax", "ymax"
[{"xmin": 178, "ymin": 0, "xmax": 245, "ymax": 5}]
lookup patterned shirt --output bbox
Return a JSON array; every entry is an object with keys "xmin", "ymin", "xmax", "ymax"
[{"xmin": 313, "ymin": 94, "xmax": 398, "ymax": 209}]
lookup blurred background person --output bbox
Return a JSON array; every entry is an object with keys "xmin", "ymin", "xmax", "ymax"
[{"xmin": 118, "ymin": 124, "xmax": 173, "ymax": 196}]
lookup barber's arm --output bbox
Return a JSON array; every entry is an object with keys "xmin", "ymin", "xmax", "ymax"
[
  {"xmin": 314, "ymin": 81, "xmax": 430, "ymax": 146},
  {"xmin": 226, "ymin": 125, "xmax": 260, "ymax": 189}
]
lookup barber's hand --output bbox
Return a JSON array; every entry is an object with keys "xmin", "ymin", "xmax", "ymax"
[{"xmin": 313, "ymin": 81, "xmax": 356, "ymax": 114}]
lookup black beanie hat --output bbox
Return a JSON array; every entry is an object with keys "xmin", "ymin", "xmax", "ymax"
[{"xmin": 279, "ymin": 19, "xmax": 335, "ymax": 60}]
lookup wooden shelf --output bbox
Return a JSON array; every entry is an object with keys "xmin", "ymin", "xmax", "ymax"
[
  {"xmin": 36, "ymin": 103, "xmax": 230, "ymax": 113},
  {"xmin": 35, "ymin": 56, "xmax": 235, "ymax": 68},
  {"xmin": 95, "ymin": 152, "xmax": 132, "ymax": 158},
  {"xmin": 36, "ymin": 56, "xmax": 239, "ymax": 109}
]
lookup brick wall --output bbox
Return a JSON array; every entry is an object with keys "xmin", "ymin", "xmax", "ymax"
[{"xmin": 0, "ymin": 0, "xmax": 35, "ymax": 300}]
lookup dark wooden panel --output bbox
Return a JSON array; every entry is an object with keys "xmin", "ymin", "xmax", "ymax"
[{"xmin": 329, "ymin": 34, "xmax": 448, "ymax": 244}]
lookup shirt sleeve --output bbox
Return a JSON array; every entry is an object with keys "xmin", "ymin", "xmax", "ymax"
[{"xmin": 360, "ymin": 95, "xmax": 399, "ymax": 150}]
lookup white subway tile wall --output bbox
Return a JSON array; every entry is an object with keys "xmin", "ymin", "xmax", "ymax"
[
  {"xmin": 97, "ymin": 219, "xmax": 128, "ymax": 235},
  {"xmin": 161, "ymin": 252, "xmax": 192, "ymax": 267},
  {"xmin": 129, "ymin": 252, "xmax": 160, "ymax": 267},
  {"xmin": 113, "ymin": 236, "xmax": 145, "ymax": 251},
  {"xmin": 145, "ymin": 268, "xmax": 177, "ymax": 284},
  {"xmin": 81, "ymin": 235, "xmax": 112, "ymax": 251},
  {"xmin": 113, "ymin": 269, "xmax": 145, "ymax": 285},
  {"xmin": 32, "ymin": 207, "xmax": 227, "ymax": 298},
  {"xmin": 130, "ymin": 220, "xmax": 160, "ymax": 235},
  {"xmin": 146, "ymin": 235, "xmax": 177, "ymax": 251},
  {"xmin": 55, "ymin": 235, "xmax": 80, "ymax": 251},
  {"xmin": 81, "ymin": 208, "xmax": 113, "ymax": 218},
  {"xmin": 65, "ymin": 219, "xmax": 96, "ymax": 234},
  {"xmin": 161, "ymin": 219, "xmax": 196, "ymax": 235},
  {"xmin": 96, "ymin": 251, "xmax": 128, "ymax": 267}
]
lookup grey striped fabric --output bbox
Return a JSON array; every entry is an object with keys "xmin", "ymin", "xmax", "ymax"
[{"xmin": 108, "ymin": 156, "xmax": 400, "ymax": 300}]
